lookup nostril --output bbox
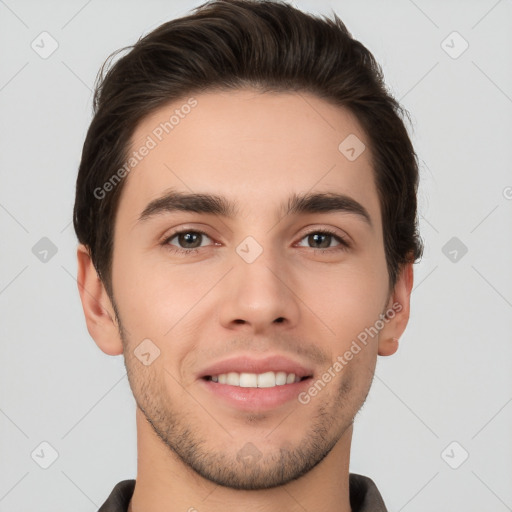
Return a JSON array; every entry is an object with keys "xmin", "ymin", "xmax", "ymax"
[{"xmin": 274, "ymin": 317, "xmax": 285, "ymax": 323}]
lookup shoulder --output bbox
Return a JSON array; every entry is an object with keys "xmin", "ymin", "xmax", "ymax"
[
  {"xmin": 97, "ymin": 479, "xmax": 136, "ymax": 512},
  {"xmin": 349, "ymin": 473, "xmax": 388, "ymax": 512}
]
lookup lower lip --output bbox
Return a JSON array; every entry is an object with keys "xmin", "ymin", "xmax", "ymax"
[{"xmin": 199, "ymin": 378, "xmax": 312, "ymax": 411}]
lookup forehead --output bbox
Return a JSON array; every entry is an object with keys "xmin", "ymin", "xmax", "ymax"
[{"xmin": 119, "ymin": 89, "xmax": 380, "ymax": 226}]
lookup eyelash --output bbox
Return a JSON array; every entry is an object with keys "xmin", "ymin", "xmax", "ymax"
[
  {"xmin": 161, "ymin": 228, "xmax": 350, "ymax": 256},
  {"xmin": 161, "ymin": 229, "xmax": 214, "ymax": 256},
  {"xmin": 297, "ymin": 228, "xmax": 350, "ymax": 251}
]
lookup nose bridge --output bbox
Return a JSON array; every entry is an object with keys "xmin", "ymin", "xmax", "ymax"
[{"xmin": 218, "ymin": 235, "xmax": 300, "ymax": 332}]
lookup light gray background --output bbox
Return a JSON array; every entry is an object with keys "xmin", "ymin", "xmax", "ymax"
[{"xmin": 1, "ymin": 0, "xmax": 511, "ymax": 510}]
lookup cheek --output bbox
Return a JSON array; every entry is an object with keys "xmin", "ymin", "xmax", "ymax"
[
  {"xmin": 296, "ymin": 256, "xmax": 389, "ymax": 337},
  {"xmin": 112, "ymin": 248, "xmax": 220, "ymax": 338}
]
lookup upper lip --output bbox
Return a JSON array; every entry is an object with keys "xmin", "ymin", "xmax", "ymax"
[{"xmin": 197, "ymin": 354, "xmax": 314, "ymax": 379}]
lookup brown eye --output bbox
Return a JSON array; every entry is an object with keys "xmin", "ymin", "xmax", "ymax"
[
  {"xmin": 307, "ymin": 233, "xmax": 333, "ymax": 248},
  {"xmin": 297, "ymin": 230, "xmax": 347, "ymax": 250},
  {"xmin": 165, "ymin": 230, "xmax": 212, "ymax": 250}
]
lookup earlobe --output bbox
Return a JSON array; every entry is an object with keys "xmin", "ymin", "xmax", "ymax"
[
  {"xmin": 378, "ymin": 336, "xmax": 399, "ymax": 356},
  {"xmin": 377, "ymin": 263, "xmax": 414, "ymax": 357},
  {"xmin": 76, "ymin": 244, "xmax": 124, "ymax": 356}
]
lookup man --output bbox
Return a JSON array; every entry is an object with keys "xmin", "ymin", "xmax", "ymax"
[{"xmin": 73, "ymin": 1, "xmax": 422, "ymax": 510}]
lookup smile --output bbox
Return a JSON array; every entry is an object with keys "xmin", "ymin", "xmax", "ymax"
[{"xmin": 205, "ymin": 371, "xmax": 307, "ymax": 388}]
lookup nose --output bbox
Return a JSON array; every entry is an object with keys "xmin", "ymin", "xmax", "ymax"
[{"xmin": 218, "ymin": 248, "xmax": 301, "ymax": 334}]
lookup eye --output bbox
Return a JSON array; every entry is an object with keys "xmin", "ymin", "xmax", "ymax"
[
  {"xmin": 163, "ymin": 230, "xmax": 214, "ymax": 252},
  {"xmin": 296, "ymin": 229, "xmax": 349, "ymax": 250}
]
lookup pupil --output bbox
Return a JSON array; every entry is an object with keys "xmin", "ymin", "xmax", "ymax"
[
  {"xmin": 310, "ymin": 233, "xmax": 329, "ymax": 248},
  {"xmin": 180, "ymin": 232, "xmax": 200, "ymax": 248}
]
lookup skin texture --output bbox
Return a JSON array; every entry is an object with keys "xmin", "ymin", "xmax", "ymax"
[{"xmin": 77, "ymin": 89, "xmax": 413, "ymax": 512}]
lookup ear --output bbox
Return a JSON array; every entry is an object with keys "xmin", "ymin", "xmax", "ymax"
[
  {"xmin": 377, "ymin": 262, "xmax": 414, "ymax": 356},
  {"xmin": 76, "ymin": 244, "xmax": 123, "ymax": 356}
]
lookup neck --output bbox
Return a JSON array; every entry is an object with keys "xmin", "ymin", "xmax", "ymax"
[{"xmin": 127, "ymin": 408, "xmax": 353, "ymax": 512}]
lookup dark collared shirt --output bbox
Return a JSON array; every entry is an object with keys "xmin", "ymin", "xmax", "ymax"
[{"xmin": 97, "ymin": 473, "xmax": 388, "ymax": 511}]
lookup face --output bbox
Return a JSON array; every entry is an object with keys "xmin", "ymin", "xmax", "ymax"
[{"xmin": 108, "ymin": 89, "xmax": 395, "ymax": 489}]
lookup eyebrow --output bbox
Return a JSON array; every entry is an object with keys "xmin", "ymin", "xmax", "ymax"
[
  {"xmin": 138, "ymin": 190, "xmax": 237, "ymax": 222},
  {"xmin": 137, "ymin": 189, "xmax": 372, "ymax": 227},
  {"xmin": 286, "ymin": 192, "xmax": 372, "ymax": 226}
]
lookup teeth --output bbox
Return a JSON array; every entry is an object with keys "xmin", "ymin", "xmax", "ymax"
[
  {"xmin": 209, "ymin": 371, "xmax": 302, "ymax": 388},
  {"xmin": 275, "ymin": 371, "xmax": 287, "ymax": 385},
  {"xmin": 227, "ymin": 372, "xmax": 239, "ymax": 386},
  {"xmin": 257, "ymin": 371, "xmax": 276, "ymax": 388},
  {"xmin": 239, "ymin": 373, "xmax": 258, "ymax": 387}
]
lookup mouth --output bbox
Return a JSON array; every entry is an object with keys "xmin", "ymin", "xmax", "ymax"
[{"xmin": 197, "ymin": 355, "xmax": 315, "ymax": 410}]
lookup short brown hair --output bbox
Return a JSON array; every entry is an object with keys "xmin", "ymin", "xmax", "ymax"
[{"xmin": 73, "ymin": 0, "xmax": 423, "ymax": 298}]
